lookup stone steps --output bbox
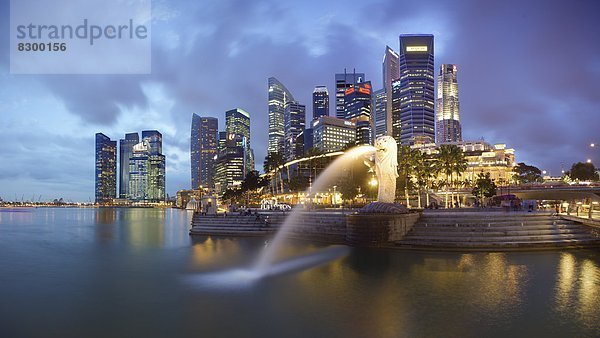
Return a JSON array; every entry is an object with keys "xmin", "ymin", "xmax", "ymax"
[
  {"xmin": 409, "ymin": 228, "xmax": 589, "ymax": 237},
  {"xmin": 396, "ymin": 238, "xmax": 600, "ymax": 250},
  {"xmin": 395, "ymin": 211, "xmax": 600, "ymax": 250},
  {"xmin": 189, "ymin": 212, "xmax": 346, "ymax": 241}
]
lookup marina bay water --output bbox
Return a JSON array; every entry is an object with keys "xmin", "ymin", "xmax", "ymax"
[{"xmin": 1, "ymin": 207, "xmax": 599, "ymax": 337}]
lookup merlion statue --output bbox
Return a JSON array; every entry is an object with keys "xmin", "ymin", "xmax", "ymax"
[{"xmin": 373, "ymin": 135, "xmax": 398, "ymax": 203}]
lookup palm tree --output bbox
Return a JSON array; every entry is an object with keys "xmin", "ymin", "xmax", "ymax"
[
  {"xmin": 305, "ymin": 147, "xmax": 325, "ymax": 189},
  {"xmin": 397, "ymin": 146, "xmax": 420, "ymax": 207},
  {"xmin": 414, "ymin": 152, "xmax": 439, "ymax": 208},
  {"xmin": 451, "ymin": 149, "xmax": 468, "ymax": 207},
  {"xmin": 436, "ymin": 145, "xmax": 466, "ymax": 208},
  {"xmin": 263, "ymin": 152, "xmax": 285, "ymax": 196}
]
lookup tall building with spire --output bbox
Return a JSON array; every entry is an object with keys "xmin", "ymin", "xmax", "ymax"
[
  {"xmin": 95, "ymin": 133, "xmax": 117, "ymax": 204},
  {"xmin": 191, "ymin": 114, "xmax": 218, "ymax": 190},
  {"xmin": 436, "ymin": 64, "xmax": 462, "ymax": 143},
  {"xmin": 268, "ymin": 77, "xmax": 295, "ymax": 155},
  {"xmin": 393, "ymin": 34, "xmax": 435, "ymax": 146}
]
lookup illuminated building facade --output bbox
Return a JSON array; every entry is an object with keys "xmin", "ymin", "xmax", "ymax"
[
  {"xmin": 312, "ymin": 116, "xmax": 356, "ymax": 153},
  {"xmin": 394, "ymin": 34, "xmax": 435, "ymax": 146},
  {"xmin": 119, "ymin": 132, "xmax": 139, "ymax": 198},
  {"xmin": 268, "ymin": 77, "xmax": 295, "ymax": 155},
  {"xmin": 344, "ymin": 81, "xmax": 373, "ymax": 144},
  {"xmin": 418, "ymin": 141, "xmax": 516, "ymax": 183},
  {"xmin": 214, "ymin": 133, "xmax": 246, "ymax": 194},
  {"xmin": 335, "ymin": 69, "xmax": 365, "ymax": 119},
  {"xmin": 128, "ymin": 140, "xmax": 149, "ymax": 201},
  {"xmin": 191, "ymin": 114, "xmax": 218, "ymax": 190},
  {"xmin": 312, "ymin": 86, "xmax": 329, "ymax": 120},
  {"xmin": 95, "ymin": 133, "xmax": 117, "ymax": 204},
  {"xmin": 436, "ymin": 64, "xmax": 462, "ymax": 143},
  {"xmin": 383, "ymin": 46, "xmax": 399, "ymax": 136},
  {"xmin": 284, "ymin": 101, "xmax": 306, "ymax": 161},
  {"xmin": 127, "ymin": 130, "xmax": 166, "ymax": 202},
  {"xmin": 226, "ymin": 108, "xmax": 254, "ymax": 172}
]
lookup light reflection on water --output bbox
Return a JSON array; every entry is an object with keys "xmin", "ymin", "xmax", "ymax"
[
  {"xmin": 0, "ymin": 208, "xmax": 598, "ymax": 337},
  {"xmin": 555, "ymin": 252, "xmax": 600, "ymax": 331}
]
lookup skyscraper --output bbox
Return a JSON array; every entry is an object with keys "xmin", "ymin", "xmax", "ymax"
[
  {"xmin": 382, "ymin": 46, "xmax": 399, "ymax": 136},
  {"xmin": 225, "ymin": 109, "xmax": 251, "ymax": 148},
  {"xmin": 226, "ymin": 108, "xmax": 254, "ymax": 172},
  {"xmin": 394, "ymin": 34, "xmax": 435, "ymax": 146},
  {"xmin": 312, "ymin": 86, "xmax": 329, "ymax": 120},
  {"xmin": 141, "ymin": 130, "xmax": 162, "ymax": 156},
  {"xmin": 191, "ymin": 114, "xmax": 218, "ymax": 190},
  {"xmin": 214, "ymin": 133, "xmax": 246, "ymax": 194},
  {"xmin": 119, "ymin": 132, "xmax": 139, "ymax": 199},
  {"xmin": 95, "ymin": 133, "xmax": 117, "ymax": 204},
  {"xmin": 128, "ymin": 140, "xmax": 150, "ymax": 201},
  {"xmin": 284, "ymin": 101, "xmax": 306, "ymax": 161},
  {"xmin": 436, "ymin": 64, "xmax": 462, "ymax": 143},
  {"xmin": 128, "ymin": 130, "xmax": 166, "ymax": 202},
  {"xmin": 373, "ymin": 88, "xmax": 388, "ymax": 138},
  {"xmin": 344, "ymin": 81, "xmax": 373, "ymax": 145},
  {"xmin": 335, "ymin": 69, "xmax": 365, "ymax": 119},
  {"xmin": 268, "ymin": 77, "xmax": 295, "ymax": 155}
]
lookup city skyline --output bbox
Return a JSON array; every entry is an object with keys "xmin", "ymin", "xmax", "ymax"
[{"xmin": 1, "ymin": 0, "xmax": 600, "ymax": 201}]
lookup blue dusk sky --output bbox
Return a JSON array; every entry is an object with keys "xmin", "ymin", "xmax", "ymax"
[{"xmin": 1, "ymin": 0, "xmax": 599, "ymax": 202}]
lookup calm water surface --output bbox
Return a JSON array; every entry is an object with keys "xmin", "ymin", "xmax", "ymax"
[{"xmin": 0, "ymin": 208, "xmax": 598, "ymax": 338}]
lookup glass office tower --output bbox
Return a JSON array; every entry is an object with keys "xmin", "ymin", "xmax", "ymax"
[
  {"xmin": 95, "ymin": 133, "xmax": 117, "ymax": 204},
  {"xmin": 191, "ymin": 114, "xmax": 218, "ymax": 190},
  {"xmin": 393, "ymin": 34, "xmax": 435, "ymax": 146}
]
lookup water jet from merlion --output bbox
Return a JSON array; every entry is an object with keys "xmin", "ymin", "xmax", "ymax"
[{"xmin": 185, "ymin": 137, "xmax": 406, "ymax": 289}]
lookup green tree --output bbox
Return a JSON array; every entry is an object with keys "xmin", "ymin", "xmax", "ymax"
[
  {"xmin": 472, "ymin": 172, "xmax": 497, "ymax": 204},
  {"xmin": 565, "ymin": 162, "xmax": 599, "ymax": 181},
  {"xmin": 513, "ymin": 162, "xmax": 543, "ymax": 184}
]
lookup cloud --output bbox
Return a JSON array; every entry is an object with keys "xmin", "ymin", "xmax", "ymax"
[{"xmin": 1, "ymin": 0, "xmax": 599, "ymax": 201}]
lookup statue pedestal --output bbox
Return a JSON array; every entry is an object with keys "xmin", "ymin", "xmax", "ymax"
[{"xmin": 346, "ymin": 203, "xmax": 420, "ymax": 246}]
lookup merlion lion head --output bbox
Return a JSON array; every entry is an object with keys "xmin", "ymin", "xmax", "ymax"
[
  {"xmin": 374, "ymin": 135, "xmax": 398, "ymax": 175},
  {"xmin": 375, "ymin": 135, "xmax": 397, "ymax": 155}
]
